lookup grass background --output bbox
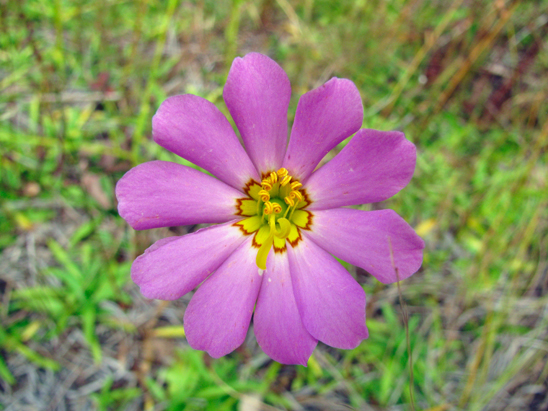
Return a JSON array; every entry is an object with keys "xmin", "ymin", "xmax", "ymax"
[{"xmin": 1, "ymin": 0, "xmax": 547, "ymax": 409}]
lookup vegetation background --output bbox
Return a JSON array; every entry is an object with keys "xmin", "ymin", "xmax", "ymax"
[{"xmin": 1, "ymin": 0, "xmax": 547, "ymax": 409}]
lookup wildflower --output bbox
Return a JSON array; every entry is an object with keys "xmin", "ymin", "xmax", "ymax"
[{"xmin": 116, "ymin": 53, "xmax": 424, "ymax": 365}]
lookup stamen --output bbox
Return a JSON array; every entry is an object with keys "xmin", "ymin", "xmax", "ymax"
[
  {"xmin": 283, "ymin": 206, "xmax": 291, "ymax": 219},
  {"xmin": 280, "ymin": 175, "xmax": 292, "ymax": 186},
  {"xmin": 247, "ymin": 170, "xmax": 308, "ymax": 270},
  {"xmin": 263, "ymin": 201, "xmax": 274, "ymax": 215},
  {"xmin": 290, "ymin": 181, "xmax": 302, "ymax": 190},
  {"xmin": 288, "ymin": 203, "xmax": 298, "ymax": 220},
  {"xmin": 290, "ymin": 190, "xmax": 303, "ymax": 202},
  {"xmin": 258, "ymin": 189, "xmax": 270, "ymax": 202},
  {"xmin": 272, "ymin": 203, "xmax": 282, "ymax": 214},
  {"xmin": 261, "ymin": 180, "xmax": 272, "ymax": 191},
  {"xmin": 277, "ymin": 168, "xmax": 288, "ymax": 178}
]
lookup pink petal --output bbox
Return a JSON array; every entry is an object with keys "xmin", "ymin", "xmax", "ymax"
[
  {"xmin": 223, "ymin": 53, "xmax": 291, "ymax": 173},
  {"xmin": 283, "ymin": 78, "xmax": 363, "ymax": 182},
  {"xmin": 254, "ymin": 252, "xmax": 318, "ymax": 366},
  {"xmin": 184, "ymin": 239, "xmax": 262, "ymax": 358},
  {"xmin": 131, "ymin": 222, "xmax": 246, "ymax": 300},
  {"xmin": 152, "ymin": 94, "xmax": 260, "ymax": 190},
  {"xmin": 307, "ymin": 208, "xmax": 424, "ymax": 284},
  {"xmin": 287, "ymin": 237, "xmax": 368, "ymax": 349},
  {"xmin": 306, "ymin": 129, "xmax": 416, "ymax": 210},
  {"xmin": 116, "ymin": 161, "xmax": 241, "ymax": 230}
]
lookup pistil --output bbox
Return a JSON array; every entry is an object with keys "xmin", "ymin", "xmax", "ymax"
[{"xmin": 256, "ymin": 214, "xmax": 291, "ymax": 270}]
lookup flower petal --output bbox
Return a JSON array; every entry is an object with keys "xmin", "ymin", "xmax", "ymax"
[
  {"xmin": 287, "ymin": 237, "xmax": 368, "ymax": 349},
  {"xmin": 116, "ymin": 161, "xmax": 241, "ymax": 230},
  {"xmin": 306, "ymin": 208, "xmax": 424, "ymax": 284},
  {"xmin": 283, "ymin": 78, "xmax": 363, "ymax": 182},
  {"xmin": 223, "ymin": 53, "xmax": 291, "ymax": 173},
  {"xmin": 254, "ymin": 252, "xmax": 318, "ymax": 366},
  {"xmin": 152, "ymin": 94, "xmax": 260, "ymax": 189},
  {"xmin": 184, "ymin": 238, "xmax": 262, "ymax": 358},
  {"xmin": 131, "ymin": 222, "xmax": 246, "ymax": 300},
  {"xmin": 306, "ymin": 129, "xmax": 416, "ymax": 209}
]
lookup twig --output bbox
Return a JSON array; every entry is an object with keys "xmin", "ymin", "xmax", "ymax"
[{"xmin": 388, "ymin": 237, "xmax": 416, "ymax": 411}]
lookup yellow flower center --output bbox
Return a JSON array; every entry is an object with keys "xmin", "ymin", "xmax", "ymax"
[{"xmin": 234, "ymin": 168, "xmax": 313, "ymax": 270}]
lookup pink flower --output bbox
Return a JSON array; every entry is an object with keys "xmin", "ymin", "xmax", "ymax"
[{"xmin": 116, "ymin": 53, "xmax": 424, "ymax": 365}]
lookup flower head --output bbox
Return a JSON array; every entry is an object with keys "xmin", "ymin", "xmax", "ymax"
[{"xmin": 116, "ymin": 53, "xmax": 424, "ymax": 365}]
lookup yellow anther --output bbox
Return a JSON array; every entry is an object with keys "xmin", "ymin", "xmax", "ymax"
[
  {"xmin": 258, "ymin": 189, "xmax": 270, "ymax": 202},
  {"xmin": 277, "ymin": 168, "xmax": 288, "ymax": 178},
  {"xmin": 269, "ymin": 172, "xmax": 278, "ymax": 183},
  {"xmin": 263, "ymin": 201, "xmax": 274, "ymax": 214},
  {"xmin": 284, "ymin": 196, "xmax": 294, "ymax": 207},
  {"xmin": 272, "ymin": 203, "xmax": 282, "ymax": 214},
  {"xmin": 261, "ymin": 180, "xmax": 272, "ymax": 191},
  {"xmin": 280, "ymin": 175, "xmax": 292, "ymax": 186},
  {"xmin": 290, "ymin": 190, "xmax": 303, "ymax": 202},
  {"xmin": 290, "ymin": 181, "xmax": 302, "ymax": 190}
]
